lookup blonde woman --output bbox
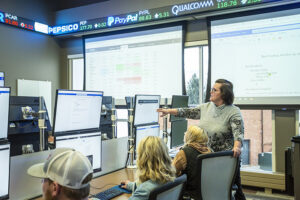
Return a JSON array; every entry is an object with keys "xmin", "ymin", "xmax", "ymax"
[
  {"xmin": 121, "ymin": 136, "xmax": 176, "ymax": 200},
  {"xmin": 172, "ymin": 125, "xmax": 211, "ymax": 199}
]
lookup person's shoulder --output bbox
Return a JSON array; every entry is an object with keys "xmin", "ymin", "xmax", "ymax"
[
  {"xmin": 225, "ymin": 104, "xmax": 243, "ymax": 118},
  {"xmin": 139, "ymin": 180, "xmax": 161, "ymax": 189},
  {"xmin": 226, "ymin": 104, "xmax": 241, "ymax": 112},
  {"xmin": 199, "ymin": 102, "xmax": 212, "ymax": 109},
  {"xmin": 132, "ymin": 180, "xmax": 162, "ymax": 199}
]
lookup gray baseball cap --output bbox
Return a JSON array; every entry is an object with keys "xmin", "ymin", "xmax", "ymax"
[{"xmin": 27, "ymin": 148, "xmax": 93, "ymax": 189}]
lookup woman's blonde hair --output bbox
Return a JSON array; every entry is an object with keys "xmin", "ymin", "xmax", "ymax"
[
  {"xmin": 136, "ymin": 136, "xmax": 176, "ymax": 184},
  {"xmin": 184, "ymin": 126, "xmax": 208, "ymax": 145}
]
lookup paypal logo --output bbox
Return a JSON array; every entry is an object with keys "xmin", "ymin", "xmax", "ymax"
[
  {"xmin": 107, "ymin": 17, "xmax": 115, "ymax": 26},
  {"xmin": 0, "ymin": 11, "xmax": 4, "ymax": 23},
  {"xmin": 107, "ymin": 14, "xmax": 138, "ymax": 27}
]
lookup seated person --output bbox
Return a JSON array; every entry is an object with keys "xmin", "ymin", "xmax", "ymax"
[
  {"xmin": 27, "ymin": 148, "xmax": 96, "ymax": 200},
  {"xmin": 121, "ymin": 136, "xmax": 176, "ymax": 200},
  {"xmin": 172, "ymin": 126, "xmax": 211, "ymax": 199}
]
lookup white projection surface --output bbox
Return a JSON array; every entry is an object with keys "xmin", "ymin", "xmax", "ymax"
[
  {"xmin": 54, "ymin": 90, "xmax": 103, "ymax": 134},
  {"xmin": 85, "ymin": 26, "xmax": 183, "ymax": 99},
  {"xmin": 0, "ymin": 87, "xmax": 10, "ymax": 139},
  {"xmin": 55, "ymin": 132, "xmax": 101, "ymax": 170},
  {"xmin": 211, "ymin": 8, "xmax": 300, "ymax": 105},
  {"xmin": 0, "ymin": 144, "xmax": 10, "ymax": 199},
  {"xmin": 134, "ymin": 95, "xmax": 160, "ymax": 126},
  {"xmin": 135, "ymin": 125, "xmax": 160, "ymax": 149}
]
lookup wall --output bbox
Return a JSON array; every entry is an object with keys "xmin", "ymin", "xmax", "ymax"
[
  {"xmin": 0, "ymin": 0, "xmax": 64, "ymax": 120},
  {"xmin": 242, "ymin": 110, "xmax": 272, "ymax": 166}
]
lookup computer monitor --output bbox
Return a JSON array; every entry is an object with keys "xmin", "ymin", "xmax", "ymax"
[
  {"xmin": 170, "ymin": 95, "xmax": 189, "ymax": 122},
  {"xmin": 135, "ymin": 124, "xmax": 160, "ymax": 150},
  {"xmin": 0, "ymin": 87, "xmax": 10, "ymax": 140},
  {"xmin": 55, "ymin": 132, "xmax": 101, "ymax": 171},
  {"xmin": 53, "ymin": 90, "xmax": 103, "ymax": 136},
  {"xmin": 134, "ymin": 95, "xmax": 160, "ymax": 126},
  {"xmin": 170, "ymin": 120, "xmax": 187, "ymax": 148},
  {"xmin": 0, "ymin": 142, "xmax": 10, "ymax": 200},
  {"xmin": 0, "ymin": 72, "xmax": 4, "ymax": 87}
]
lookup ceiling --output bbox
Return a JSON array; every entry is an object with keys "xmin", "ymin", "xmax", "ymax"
[{"xmin": 49, "ymin": 0, "xmax": 109, "ymax": 11}]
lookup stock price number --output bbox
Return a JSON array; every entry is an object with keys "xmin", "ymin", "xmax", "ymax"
[
  {"xmin": 80, "ymin": 24, "xmax": 93, "ymax": 31},
  {"xmin": 20, "ymin": 22, "xmax": 34, "ymax": 30},
  {"xmin": 94, "ymin": 22, "xmax": 106, "ymax": 29},
  {"xmin": 139, "ymin": 15, "xmax": 152, "ymax": 22},
  {"xmin": 217, "ymin": 0, "xmax": 237, "ymax": 9}
]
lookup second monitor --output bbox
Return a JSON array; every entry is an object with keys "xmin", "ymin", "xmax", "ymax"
[
  {"xmin": 134, "ymin": 95, "xmax": 160, "ymax": 126},
  {"xmin": 135, "ymin": 124, "xmax": 160, "ymax": 150},
  {"xmin": 55, "ymin": 132, "xmax": 102, "ymax": 171},
  {"xmin": 53, "ymin": 90, "xmax": 103, "ymax": 136},
  {"xmin": 170, "ymin": 95, "xmax": 189, "ymax": 122},
  {"xmin": 170, "ymin": 120, "xmax": 187, "ymax": 149}
]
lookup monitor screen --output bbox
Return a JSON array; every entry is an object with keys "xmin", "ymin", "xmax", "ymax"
[
  {"xmin": 53, "ymin": 90, "xmax": 103, "ymax": 135},
  {"xmin": 55, "ymin": 132, "xmax": 101, "ymax": 171},
  {"xmin": 170, "ymin": 120, "xmax": 187, "ymax": 149},
  {"xmin": 0, "ymin": 143, "xmax": 10, "ymax": 199},
  {"xmin": 170, "ymin": 95, "xmax": 189, "ymax": 122},
  {"xmin": 0, "ymin": 72, "xmax": 4, "ymax": 87},
  {"xmin": 210, "ymin": 7, "xmax": 300, "ymax": 106},
  {"xmin": 135, "ymin": 124, "xmax": 160, "ymax": 150},
  {"xmin": 85, "ymin": 25, "xmax": 183, "ymax": 100},
  {"xmin": 0, "ymin": 87, "xmax": 10, "ymax": 139},
  {"xmin": 134, "ymin": 95, "xmax": 160, "ymax": 126}
]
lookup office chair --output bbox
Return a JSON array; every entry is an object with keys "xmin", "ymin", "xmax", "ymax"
[
  {"xmin": 148, "ymin": 174, "xmax": 187, "ymax": 200},
  {"xmin": 196, "ymin": 151, "xmax": 238, "ymax": 200}
]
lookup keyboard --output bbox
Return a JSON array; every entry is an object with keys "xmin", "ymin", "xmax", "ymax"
[{"xmin": 91, "ymin": 185, "xmax": 130, "ymax": 200}]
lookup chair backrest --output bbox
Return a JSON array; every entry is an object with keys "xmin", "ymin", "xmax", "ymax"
[
  {"xmin": 148, "ymin": 174, "xmax": 187, "ymax": 200},
  {"xmin": 197, "ymin": 151, "xmax": 238, "ymax": 200}
]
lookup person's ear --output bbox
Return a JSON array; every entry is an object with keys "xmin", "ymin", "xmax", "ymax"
[{"xmin": 51, "ymin": 182, "xmax": 61, "ymax": 197}]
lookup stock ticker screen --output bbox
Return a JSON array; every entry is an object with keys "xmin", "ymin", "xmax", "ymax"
[{"xmin": 0, "ymin": 0, "xmax": 272, "ymax": 35}]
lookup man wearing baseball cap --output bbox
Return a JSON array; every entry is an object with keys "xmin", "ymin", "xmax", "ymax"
[{"xmin": 27, "ymin": 148, "xmax": 96, "ymax": 200}]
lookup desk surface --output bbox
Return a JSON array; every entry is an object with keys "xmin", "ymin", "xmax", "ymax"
[
  {"xmin": 90, "ymin": 168, "xmax": 135, "ymax": 200},
  {"xmin": 34, "ymin": 168, "xmax": 135, "ymax": 200}
]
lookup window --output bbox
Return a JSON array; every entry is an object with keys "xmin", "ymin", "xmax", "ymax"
[
  {"xmin": 241, "ymin": 110, "xmax": 273, "ymax": 172},
  {"xmin": 184, "ymin": 45, "xmax": 208, "ymax": 105}
]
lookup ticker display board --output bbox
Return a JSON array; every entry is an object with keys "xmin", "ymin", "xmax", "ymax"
[
  {"xmin": 0, "ymin": 0, "xmax": 285, "ymax": 35},
  {"xmin": 51, "ymin": 0, "xmax": 276, "ymax": 35},
  {"xmin": 0, "ymin": 10, "xmax": 48, "ymax": 34}
]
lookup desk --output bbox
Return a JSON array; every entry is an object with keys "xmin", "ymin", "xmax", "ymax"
[
  {"xmin": 34, "ymin": 168, "xmax": 135, "ymax": 200},
  {"xmin": 90, "ymin": 168, "xmax": 135, "ymax": 200}
]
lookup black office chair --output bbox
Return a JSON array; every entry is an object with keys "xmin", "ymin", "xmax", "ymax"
[
  {"xmin": 148, "ymin": 174, "xmax": 187, "ymax": 200},
  {"xmin": 195, "ymin": 151, "xmax": 239, "ymax": 200}
]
